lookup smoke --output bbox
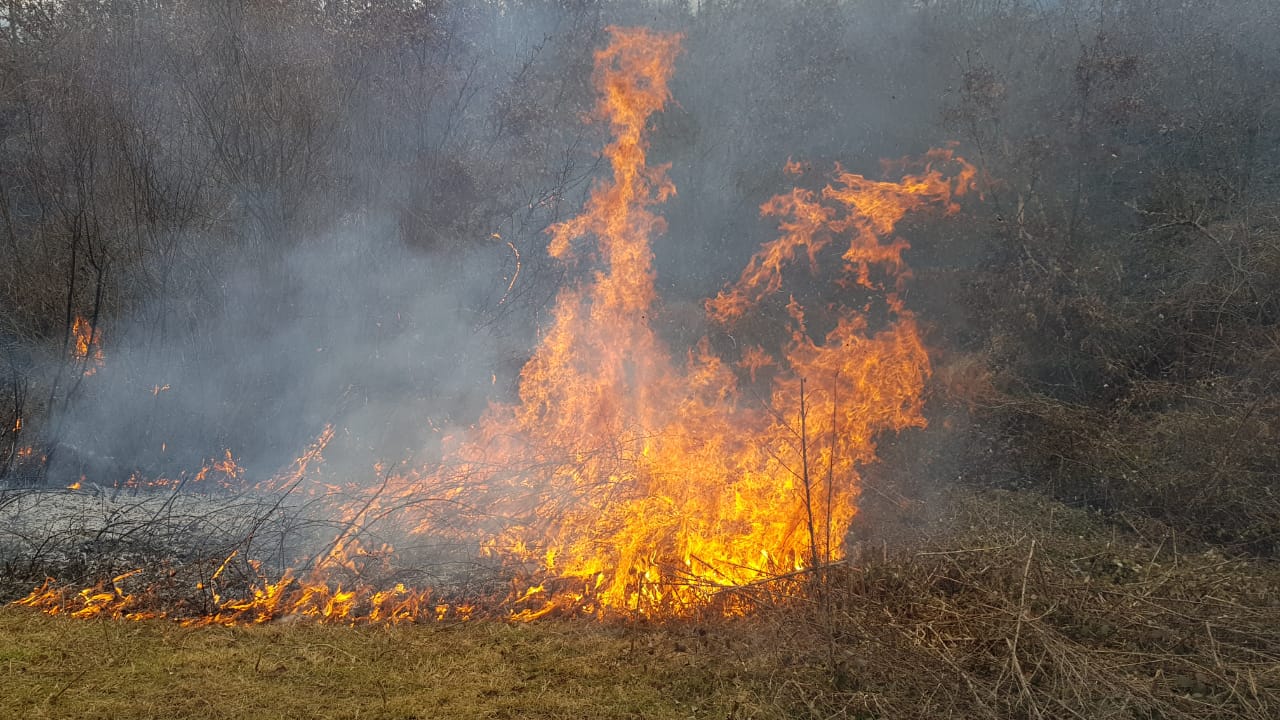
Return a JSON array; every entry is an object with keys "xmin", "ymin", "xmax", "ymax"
[
  {"xmin": 14, "ymin": 0, "xmax": 612, "ymax": 486},
  {"xmin": 49, "ymin": 223, "xmax": 518, "ymax": 482}
]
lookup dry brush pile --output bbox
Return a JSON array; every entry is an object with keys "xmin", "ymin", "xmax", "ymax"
[{"xmin": 734, "ymin": 490, "xmax": 1280, "ymax": 720}]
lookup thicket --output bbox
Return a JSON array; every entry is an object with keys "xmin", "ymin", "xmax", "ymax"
[{"xmin": 930, "ymin": 1, "xmax": 1280, "ymax": 554}]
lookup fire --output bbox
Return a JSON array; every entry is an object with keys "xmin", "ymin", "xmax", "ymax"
[
  {"xmin": 13, "ymin": 27, "xmax": 975, "ymax": 624},
  {"xmin": 16, "ymin": 569, "xmax": 458, "ymax": 626},
  {"xmin": 356, "ymin": 27, "xmax": 972, "ymax": 617},
  {"xmin": 17, "ymin": 570, "xmax": 158, "ymax": 621},
  {"xmin": 71, "ymin": 315, "xmax": 104, "ymax": 376},
  {"xmin": 108, "ymin": 450, "xmax": 246, "ymax": 493},
  {"xmin": 707, "ymin": 147, "xmax": 974, "ymax": 323}
]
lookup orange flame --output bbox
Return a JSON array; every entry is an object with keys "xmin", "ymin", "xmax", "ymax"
[
  {"xmin": 71, "ymin": 316, "xmax": 104, "ymax": 376},
  {"xmin": 17, "ymin": 570, "xmax": 159, "ymax": 621}
]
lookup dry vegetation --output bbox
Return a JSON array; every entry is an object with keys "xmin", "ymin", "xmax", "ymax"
[
  {"xmin": 760, "ymin": 490, "xmax": 1280, "ymax": 719},
  {"xmin": 0, "ymin": 611, "xmax": 749, "ymax": 720},
  {"xmin": 5, "ymin": 488, "xmax": 1278, "ymax": 719}
]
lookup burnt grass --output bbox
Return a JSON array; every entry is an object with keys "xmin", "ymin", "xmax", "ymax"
[{"xmin": 3, "ymin": 484, "xmax": 1278, "ymax": 720}]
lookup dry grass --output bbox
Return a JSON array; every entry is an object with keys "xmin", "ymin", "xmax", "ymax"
[
  {"xmin": 0, "ymin": 611, "xmax": 763, "ymax": 720},
  {"xmin": 738, "ymin": 489, "xmax": 1280, "ymax": 719}
]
